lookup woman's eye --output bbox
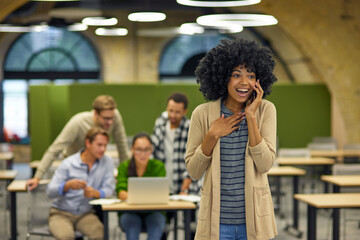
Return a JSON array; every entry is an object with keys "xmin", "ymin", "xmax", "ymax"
[{"xmin": 248, "ymin": 75, "xmax": 255, "ymax": 79}]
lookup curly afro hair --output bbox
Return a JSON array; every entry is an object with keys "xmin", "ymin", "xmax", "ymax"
[{"xmin": 195, "ymin": 38, "xmax": 277, "ymax": 101}]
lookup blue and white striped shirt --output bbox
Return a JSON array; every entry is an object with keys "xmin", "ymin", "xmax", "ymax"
[{"xmin": 220, "ymin": 102, "xmax": 248, "ymax": 224}]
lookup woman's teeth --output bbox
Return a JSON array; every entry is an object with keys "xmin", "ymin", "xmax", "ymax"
[{"xmin": 236, "ymin": 89, "xmax": 248, "ymax": 93}]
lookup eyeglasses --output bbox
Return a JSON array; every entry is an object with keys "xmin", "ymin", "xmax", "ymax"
[
  {"xmin": 99, "ymin": 114, "xmax": 114, "ymax": 121},
  {"xmin": 134, "ymin": 148, "xmax": 152, "ymax": 154}
]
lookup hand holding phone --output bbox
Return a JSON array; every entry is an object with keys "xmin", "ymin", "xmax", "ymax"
[
  {"xmin": 246, "ymin": 80, "xmax": 262, "ymax": 112},
  {"xmin": 251, "ymin": 91, "xmax": 257, "ymax": 103}
]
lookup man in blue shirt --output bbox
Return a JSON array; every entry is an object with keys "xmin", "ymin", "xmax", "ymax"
[{"xmin": 47, "ymin": 127, "xmax": 114, "ymax": 240}]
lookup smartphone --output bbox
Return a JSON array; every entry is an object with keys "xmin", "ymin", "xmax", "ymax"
[{"xmin": 251, "ymin": 91, "xmax": 257, "ymax": 102}]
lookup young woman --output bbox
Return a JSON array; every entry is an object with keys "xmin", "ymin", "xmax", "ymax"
[
  {"xmin": 185, "ymin": 38, "xmax": 278, "ymax": 240},
  {"xmin": 116, "ymin": 132, "xmax": 166, "ymax": 240}
]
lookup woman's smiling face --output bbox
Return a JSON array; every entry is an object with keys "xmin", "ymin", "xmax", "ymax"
[{"xmin": 226, "ymin": 64, "xmax": 256, "ymax": 107}]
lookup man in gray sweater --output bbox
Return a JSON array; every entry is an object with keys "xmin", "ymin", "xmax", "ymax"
[{"xmin": 27, "ymin": 95, "xmax": 130, "ymax": 191}]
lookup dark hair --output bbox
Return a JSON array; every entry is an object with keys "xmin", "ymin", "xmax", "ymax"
[
  {"xmin": 168, "ymin": 92, "xmax": 188, "ymax": 110},
  {"xmin": 85, "ymin": 127, "xmax": 109, "ymax": 143},
  {"xmin": 128, "ymin": 132, "xmax": 152, "ymax": 177},
  {"xmin": 195, "ymin": 38, "xmax": 277, "ymax": 101}
]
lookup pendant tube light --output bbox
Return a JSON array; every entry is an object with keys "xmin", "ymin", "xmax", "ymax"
[{"xmin": 177, "ymin": 0, "xmax": 260, "ymax": 7}]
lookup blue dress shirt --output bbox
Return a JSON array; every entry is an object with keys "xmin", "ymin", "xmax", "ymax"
[{"xmin": 47, "ymin": 151, "xmax": 115, "ymax": 215}]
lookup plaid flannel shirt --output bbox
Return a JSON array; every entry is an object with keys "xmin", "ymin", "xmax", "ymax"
[{"xmin": 152, "ymin": 111, "xmax": 201, "ymax": 194}]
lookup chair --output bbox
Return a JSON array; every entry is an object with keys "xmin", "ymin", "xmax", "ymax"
[
  {"xmin": 343, "ymin": 143, "xmax": 360, "ymax": 163},
  {"xmin": 312, "ymin": 136, "xmax": 338, "ymax": 146},
  {"xmin": 0, "ymin": 144, "xmax": 12, "ymax": 235},
  {"xmin": 332, "ymin": 163, "xmax": 360, "ymax": 190},
  {"xmin": 312, "ymin": 136, "xmax": 338, "ymax": 151},
  {"xmin": 332, "ymin": 163, "xmax": 360, "ymax": 240},
  {"xmin": 0, "ymin": 160, "xmax": 8, "ymax": 234},
  {"xmin": 307, "ymin": 142, "xmax": 338, "ymax": 151},
  {"xmin": 278, "ymin": 148, "xmax": 311, "ymax": 158},
  {"xmin": 113, "ymin": 219, "xmax": 169, "ymax": 240},
  {"xmin": 26, "ymin": 181, "xmax": 84, "ymax": 239},
  {"xmin": 307, "ymin": 142, "xmax": 338, "ymax": 192},
  {"xmin": 274, "ymin": 148, "xmax": 312, "ymax": 217}
]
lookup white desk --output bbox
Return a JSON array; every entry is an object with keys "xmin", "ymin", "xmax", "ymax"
[
  {"xmin": 311, "ymin": 149, "xmax": 360, "ymax": 162},
  {"xmin": 295, "ymin": 193, "xmax": 360, "ymax": 240},
  {"xmin": 277, "ymin": 157, "xmax": 335, "ymax": 193},
  {"xmin": 7, "ymin": 179, "xmax": 49, "ymax": 240},
  {"xmin": 321, "ymin": 175, "xmax": 360, "ymax": 193},
  {"xmin": 268, "ymin": 166, "xmax": 306, "ymax": 238},
  {"xmin": 0, "ymin": 152, "xmax": 14, "ymax": 169},
  {"xmin": 101, "ymin": 200, "xmax": 196, "ymax": 240}
]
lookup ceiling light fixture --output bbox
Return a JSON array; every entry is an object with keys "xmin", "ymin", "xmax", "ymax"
[
  {"xmin": 177, "ymin": 0, "xmax": 260, "ymax": 7},
  {"xmin": 0, "ymin": 25, "xmax": 32, "ymax": 32},
  {"xmin": 31, "ymin": 0, "xmax": 80, "ymax": 1},
  {"xmin": 67, "ymin": 23, "xmax": 88, "ymax": 32},
  {"xmin": 197, "ymin": 14, "xmax": 278, "ymax": 27},
  {"xmin": 179, "ymin": 23, "xmax": 204, "ymax": 35},
  {"xmin": 0, "ymin": 24, "xmax": 48, "ymax": 32},
  {"xmin": 95, "ymin": 28, "xmax": 128, "ymax": 36},
  {"xmin": 180, "ymin": 22, "xmax": 242, "ymax": 34},
  {"xmin": 128, "ymin": 12, "xmax": 166, "ymax": 22},
  {"xmin": 82, "ymin": 17, "xmax": 118, "ymax": 26},
  {"xmin": 205, "ymin": 22, "xmax": 243, "ymax": 33},
  {"xmin": 32, "ymin": 25, "xmax": 49, "ymax": 32}
]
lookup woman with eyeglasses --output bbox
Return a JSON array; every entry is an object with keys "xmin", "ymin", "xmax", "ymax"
[{"xmin": 116, "ymin": 132, "xmax": 166, "ymax": 240}]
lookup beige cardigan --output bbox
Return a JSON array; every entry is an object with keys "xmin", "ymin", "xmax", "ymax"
[{"xmin": 185, "ymin": 99, "xmax": 278, "ymax": 240}]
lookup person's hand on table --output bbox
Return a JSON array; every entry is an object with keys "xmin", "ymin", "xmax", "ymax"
[{"xmin": 26, "ymin": 177, "xmax": 40, "ymax": 191}]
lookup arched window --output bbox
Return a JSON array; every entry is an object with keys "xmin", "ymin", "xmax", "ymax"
[
  {"xmin": 2, "ymin": 27, "xmax": 100, "ymax": 142},
  {"xmin": 159, "ymin": 33, "xmax": 232, "ymax": 82},
  {"xmin": 159, "ymin": 29, "xmax": 293, "ymax": 84}
]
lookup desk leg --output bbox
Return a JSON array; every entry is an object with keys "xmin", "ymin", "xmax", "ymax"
[
  {"xmin": 173, "ymin": 211, "xmax": 177, "ymax": 240},
  {"xmin": 7, "ymin": 157, "xmax": 13, "ymax": 170},
  {"xmin": 324, "ymin": 166, "xmax": 331, "ymax": 193},
  {"xmin": 184, "ymin": 209, "xmax": 191, "ymax": 240},
  {"xmin": 333, "ymin": 208, "xmax": 340, "ymax": 240},
  {"xmin": 10, "ymin": 191, "xmax": 17, "ymax": 240},
  {"xmin": 293, "ymin": 176, "xmax": 299, "ymax": 229},
  {"xmin": 103, "ymin": 211, "xmax": 109, "ymax": 240},
  {"xmin": 308, "ymin": 205, "xmax": 317, "ymax": 240},
  {"xmin": 284, "ymin": 176, "xmax": 302, "ymax": 238},
  {"xmin": 274, "ymin": 177, "xmax": 281, "ymax": 214}
]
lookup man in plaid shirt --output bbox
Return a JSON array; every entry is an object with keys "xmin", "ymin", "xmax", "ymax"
[{"xmin": 152, "ymin": 92, "xmax": 200, "ymax": 195}]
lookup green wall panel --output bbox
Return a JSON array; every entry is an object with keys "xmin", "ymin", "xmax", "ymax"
[
  {"xmin": 30, "ymin": 83, "xmax": 331, "ymax": 161},
  {"xmin": 49, "ymin": 85, "xmax": 69, "ymax": 142},
  {"xmin": 29, "ymin": 86, "xmax": 52, "ymax": 160},
  {"xmin": 267, "ymin": 84, "xmax": 331, "ymax": 148},
  {"xmin": 67, "ymin": 84, "xmax": 159, "ymax": 136}
]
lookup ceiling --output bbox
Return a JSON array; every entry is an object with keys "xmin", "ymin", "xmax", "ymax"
[
  {"xmin": 2, "ymin": 0, "xmax": 263, "ymax": 37},
  {"xmin": 3, "ymin": 0, "xmax": 209, "ymax": 25}
]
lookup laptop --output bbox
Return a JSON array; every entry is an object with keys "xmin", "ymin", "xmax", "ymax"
[{"xmin": 127, "ymin": 177, "xmax": 169, "ymax": 204}]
